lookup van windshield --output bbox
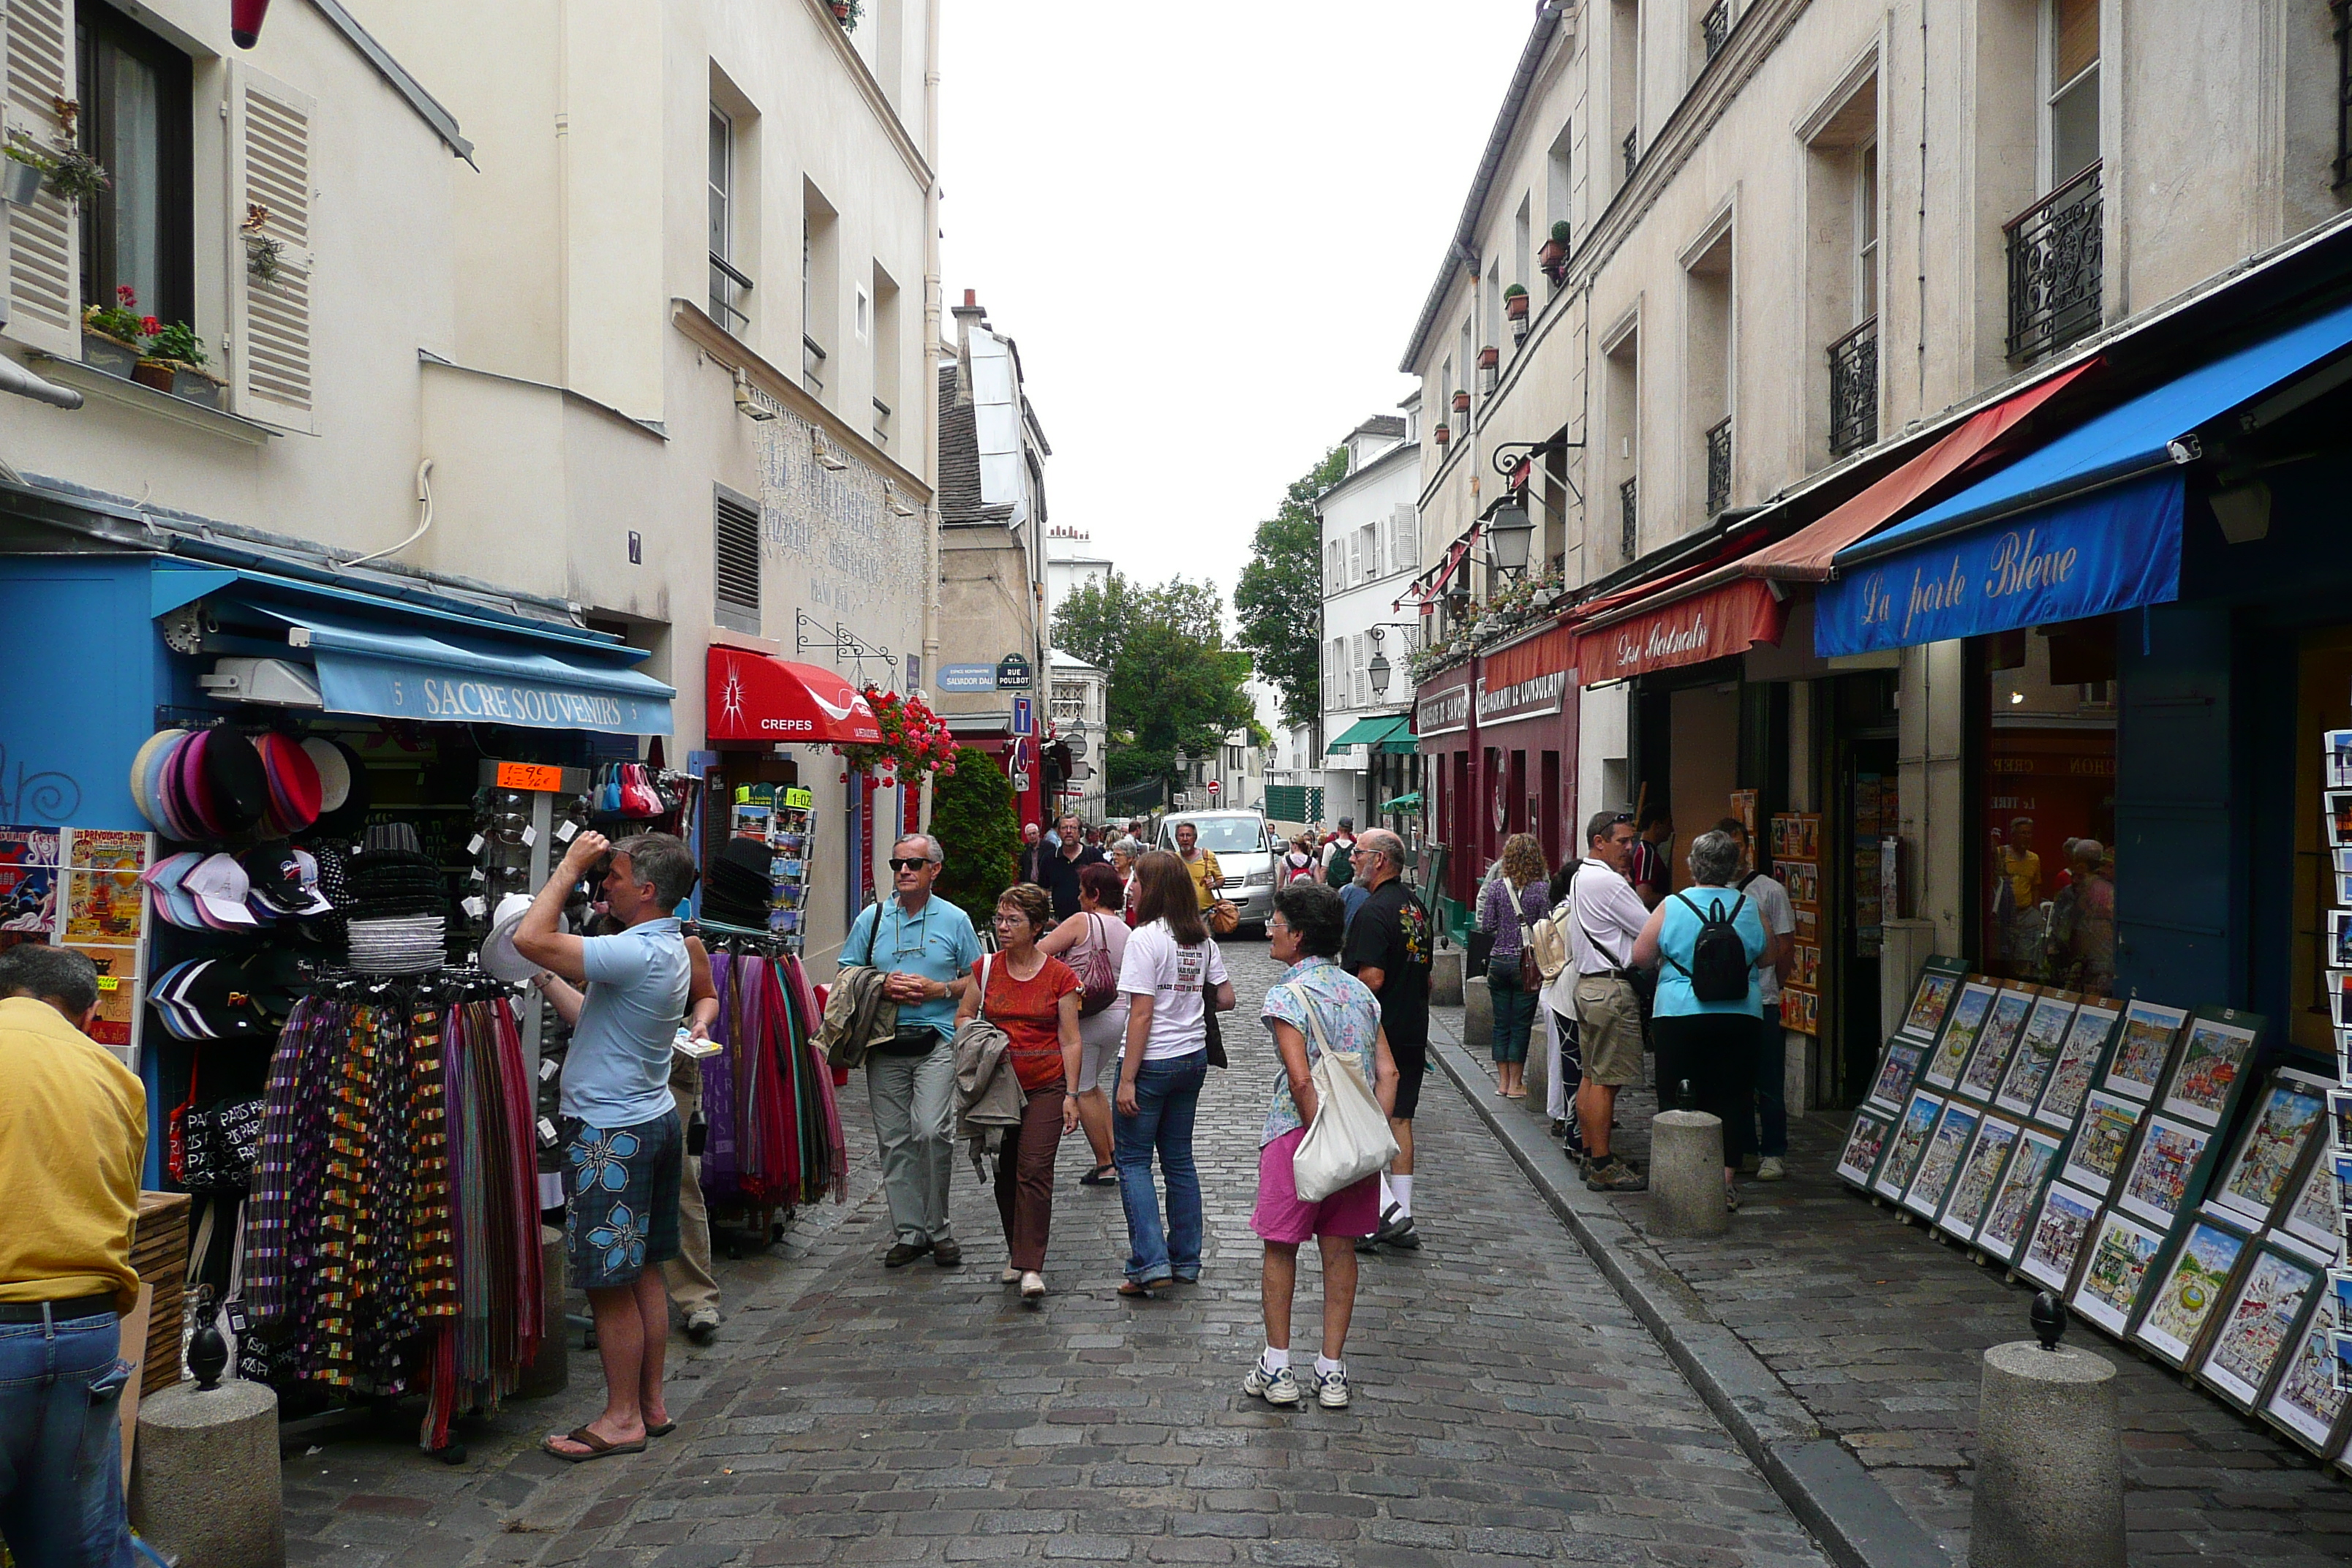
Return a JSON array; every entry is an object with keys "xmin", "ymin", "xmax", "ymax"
[{"xmin": 1170, "ymin": 818, "xmax": 1265, "ymax": 854}]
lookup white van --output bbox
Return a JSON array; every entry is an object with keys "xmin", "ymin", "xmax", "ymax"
[{"xmin": 1155, "ymin": 810, "xmax": 1281, "ymax": 933}]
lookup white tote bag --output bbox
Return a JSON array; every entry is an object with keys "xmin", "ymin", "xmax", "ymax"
[{"xmin": 1287, "ymin": 988, "xmax": 1400, "ymax": 1202}]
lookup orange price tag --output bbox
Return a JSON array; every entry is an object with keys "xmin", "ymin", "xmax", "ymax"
[{"xmin": 496, "ymin": 761, "xmax": 564, "ymax": 792}]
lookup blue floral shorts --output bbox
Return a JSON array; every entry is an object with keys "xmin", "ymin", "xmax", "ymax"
[{"xmin": 561, "ymin": 1110, "xmax": 683, "ymax": 1289}]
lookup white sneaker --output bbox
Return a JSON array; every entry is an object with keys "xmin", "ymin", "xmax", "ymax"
[
  {"xmin": 1313, "ymin": 1366, "xmax": 1351, "ymax": 1409},
  {"xmin": 1756, "ymin": 1156, "xmax": 1786, "ymax": 1182},
  {"xmin": 1242, "ymin": 1360, "xmax": 1301, "ymax": 1406}
]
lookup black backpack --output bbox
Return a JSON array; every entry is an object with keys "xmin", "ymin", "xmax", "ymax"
[
  {"xmin": 1668, "ymin": 891, "xmax": 1749, "ymax": 1003},
  {"xmin": 1324, "ymin": 840, "xmax": 1354, "ymax": 889}
]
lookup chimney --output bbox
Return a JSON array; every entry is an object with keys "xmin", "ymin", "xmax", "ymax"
[{"xmin": 951, "ymin": 290, "xmax": 987, "ymax": 407}]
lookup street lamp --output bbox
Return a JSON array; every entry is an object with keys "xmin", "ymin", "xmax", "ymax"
[
  {"xmin": 1170, "ymin": 749, "xmax": 1189, "ymax": 777},
  {"xmin": 1368, "ymin": 650, "xmax": 1391, "ymax": 698},
  {"xmin": 1486, "ymin": 500, "xmax": 1535, "ymax": 576}
]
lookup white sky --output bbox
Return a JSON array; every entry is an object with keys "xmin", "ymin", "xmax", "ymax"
[{"xmin": 938, "ymin": 1, "xmax": 1534, "ymax": 605}]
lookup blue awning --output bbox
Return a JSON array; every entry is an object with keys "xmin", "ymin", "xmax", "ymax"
[
  {"xmin": 235, "ymin": 601, "xmax": 674, "ymax": 735},
  {"xmin": 1815, "ymin": 298, "xmax": 2352, "ymax": 656}
]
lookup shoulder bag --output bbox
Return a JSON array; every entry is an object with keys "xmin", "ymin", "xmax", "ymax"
[
  {"xmin": 1074, "ymin": 913, "xmax": 1119, "ymax": 1017},
  {"xmin": 1286, "ymin": 985, "xmax": 1400, "ymax": 1202}
]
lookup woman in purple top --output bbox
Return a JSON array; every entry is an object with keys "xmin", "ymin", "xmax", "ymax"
[{"xmin": 1480, "ymin": 834, "xmax": 1552, "ymax": 1098}]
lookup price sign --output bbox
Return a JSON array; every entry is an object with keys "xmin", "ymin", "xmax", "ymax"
[
  {"xmin": 783, "ymin": 786, "xmax": 814, "ymax": 810},
  {"xmin": 496, "ymin": 761, "xmax": 564, "ymax": 792}
]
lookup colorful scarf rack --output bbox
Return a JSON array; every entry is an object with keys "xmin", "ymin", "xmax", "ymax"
[
  {"xmin": 240, "ymin": 971, "xmax": 543, "ymax": 1450},
  {"xmin": 699, "ymin": 945, "xmax": 847, "ymax": 1211}
]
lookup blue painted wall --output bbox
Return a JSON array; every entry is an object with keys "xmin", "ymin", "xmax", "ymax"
[{"xmin": 0, "ymin": 557, "xmax": 181, "ymax": 830}]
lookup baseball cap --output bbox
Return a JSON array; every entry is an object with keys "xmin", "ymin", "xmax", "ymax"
[
  {"xmin": 142, "ymin": 853, "xmax": 206, "ymax": 929},
  {"xmin": 178, "ymin": 957, "xmax": 277, "ymax": 1039},
  {"xmin": 241, "ymin": 840, "xmax": 331, "ymax": 918},
  {"xmin": 199, "ymin": 729, "xmax": 270, "ymax": 835},
  {"xmin": 183, "ymin": 852, "xmax": 260, "ymax": 930},
  {"xmin": 148, "ymin": 960, "xmax": 214, "ymax": 1039}
]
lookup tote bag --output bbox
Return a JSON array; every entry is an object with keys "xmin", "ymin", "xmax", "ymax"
[{"xmin": 1286, "ymin": 987, "xmax": 1399, "ymax": 1202}]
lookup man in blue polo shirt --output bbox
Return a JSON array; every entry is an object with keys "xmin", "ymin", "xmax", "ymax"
[{"xmin": 842, "ymin": 833, "xmax": 981, "ymax": 1269}]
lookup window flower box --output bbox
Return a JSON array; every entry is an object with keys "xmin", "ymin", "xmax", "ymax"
[
  {"xmin": 169, "ymin": 363, "xmax": 225, "ymax": 410},
  {"xmin": 80, "ymin": 330, "xmax": 140, "ymax": 377}
]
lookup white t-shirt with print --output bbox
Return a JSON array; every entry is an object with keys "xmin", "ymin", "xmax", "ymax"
[
  {"xmin": 1742, "ymin": 872, "xmax": 1797, "ymax": 1006},
  {"xmin": 1116, "ymin": 919, "xmax": 1229, "ymax": 1060}
]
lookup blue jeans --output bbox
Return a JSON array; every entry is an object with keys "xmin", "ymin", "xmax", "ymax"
[
  {"xmin": 1488, "ymin": 965, "xmax": 1537, "ymax": 1064},
  {"xmin": 1114, "ymin": 1050, "xmax": 1207, "ymax": 1283},
  {"xmin": 0, "ymin": 1304, "xmax": 133, "ymax": 1568},
  {"xmin": 1753, "ymin": 1003, "xmax": 1787, "ymax": 1158}
]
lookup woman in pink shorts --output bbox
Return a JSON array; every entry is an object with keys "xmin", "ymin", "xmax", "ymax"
[{"xmin": 1244, "ymin": 882, "xmax": 1399, "ymax": 1411}]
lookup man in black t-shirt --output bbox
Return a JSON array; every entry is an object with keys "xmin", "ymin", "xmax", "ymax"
[
  {"xmin": 1341, "ymin": 828, "xmax": 1433, "ymax": 1251},
  {"xmin": 1040, "ymin": 813, "xmax": 1106, "ymax": 921}
]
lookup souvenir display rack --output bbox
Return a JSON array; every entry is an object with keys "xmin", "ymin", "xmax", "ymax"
[
  {"xmin": 720, "ymin": 783, "xmax": 816, "ymax": 954},
  {"xmin": 1769, "ymin": 812, "xmax": 1822, "ymax": 1037}
]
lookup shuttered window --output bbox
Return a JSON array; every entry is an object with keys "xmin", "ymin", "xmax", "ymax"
[
  {"xmin": 77, "ymin": 4, "xmax": 192, "ymax": 331},
  {"xmin": 714, "ymin": 486, "xmax": 761, "ymax": 633},
  {"xmin": 4, "ymin": 0, "xmax": 78, "ymax": 355},
  {"xmin": 230, "ymin": 64, "xmax": 314, "ymax": 430}
]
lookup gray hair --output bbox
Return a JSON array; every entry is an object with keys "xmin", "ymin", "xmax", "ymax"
[
  {"xmin": 612, "ymin": 832, "xmax": 700, "ymax": 911},
  {"xmin": 1686, "ymin": 829, "xmax": 1741, "ymax": 887},
  {"xmin": 1112, "ymin": 837, "xmax": 1145, "ymax": 856},
  {"xmin": 1357, "ymin": 828, "xmax": 1405, "ymax": 870},
  {"xmin": 0, "ymin": 943, "xmax": 99, "ymax": 1017},
  {"xmin": 893, "ymin": 833, "xmax": 944, "ymax": 865}
]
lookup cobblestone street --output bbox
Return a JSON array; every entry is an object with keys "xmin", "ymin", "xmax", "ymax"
[{"xmin": 281, "ymin": 937, "xmax": 1830, "ymax": 1567}]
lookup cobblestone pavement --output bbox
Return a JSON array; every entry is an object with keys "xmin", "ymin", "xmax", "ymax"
[
  {"xmin": 279, "ymin": 936, "xmax": 1830, "ymax": 1567},
  {"xmin": 1454, "ymin": 1030, "xmax": 2352, "ymax": 1567}
]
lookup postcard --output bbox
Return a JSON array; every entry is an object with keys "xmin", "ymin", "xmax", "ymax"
[
  {"xmin": 2331, "ymin": 731, "xmax": 2352, "ymax": 789},
  {"xmin": 2328, "ymin": 789, "xmax": 2352, "ymax": 848},
  {"xmin": 2332, "ymin": 911, "xmax": 2352, "ymax": 970}
]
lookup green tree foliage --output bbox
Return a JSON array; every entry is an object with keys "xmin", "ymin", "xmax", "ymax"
[
  {"xmin": 1052, "ymin": 573, "xmax": 1257, "ymax": 791},
  {"xmin": 1235, "ymin": 445, "xmax": 1350, "ymax": 730},
  {"xmin": 929, "ymin": 744, "xmax": 1019, "ymax": 927}
]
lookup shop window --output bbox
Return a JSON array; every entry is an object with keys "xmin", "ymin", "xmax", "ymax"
[
  {"xmin": 714, "ymin": 486, "xmax": 761, "ymax": 633},
  {"xmin": 1978, "ymin": 618, "xmax": 2117, "ymax": 993},
  {"xmin": 77, "ymin": 2, "xmax": 193, "ymax": 328}
]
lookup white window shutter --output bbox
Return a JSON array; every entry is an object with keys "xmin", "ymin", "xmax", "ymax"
[
  {"xmin": 229, "ymin": 63, "xmax": 317, "ymax": 432},
  {"xmin": 4, "ymin": 0, "xmax": 78, "ymax": 357},
  {"xmin": 1348, "ymin": 531, "xmax": 1362, "ymax": 584},
  {"xmin": 1395, "ymin": 502, "xmax": 1420, "ymax": 572}
]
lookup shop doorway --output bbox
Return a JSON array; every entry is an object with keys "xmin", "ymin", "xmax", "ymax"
[{"xmin": 1830, "ymin": 675, "xmax": 1897, "ymax": 1106}]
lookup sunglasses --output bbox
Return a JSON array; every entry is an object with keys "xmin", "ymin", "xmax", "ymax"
[{"xmin": 888, "ymin": 857, "xmax": 931, "ymax": 872}]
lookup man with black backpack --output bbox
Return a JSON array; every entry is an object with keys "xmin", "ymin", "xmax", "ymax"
[{"xmin": 1629, "ymin": 829, "xmax": 1768, "ymax": 1213}]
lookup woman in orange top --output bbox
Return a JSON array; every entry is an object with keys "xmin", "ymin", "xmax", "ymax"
[{"xmin": 957, "ymin": 881, "xmax": 1082, "ymax": 1301}]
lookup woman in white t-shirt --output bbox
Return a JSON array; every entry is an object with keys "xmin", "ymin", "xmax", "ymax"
[
  {"xmin": 1038, "ymin": 860, "xmax": 1131, "ymax": 1188},
  {"xmin": 1111, "ymin": 851, "xmax": 1234, "ymax": 1294}
]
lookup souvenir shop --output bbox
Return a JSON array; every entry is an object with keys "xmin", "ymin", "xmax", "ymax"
[
  {"xmin": 0, "ymin": 538, "xmax": 710, "ymax": 1454},
  {"xmin": 1817, "ymin": 286, "xmax": 2352, "ymax": 1465}
]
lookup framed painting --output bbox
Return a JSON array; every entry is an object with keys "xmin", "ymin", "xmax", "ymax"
[
  {"xmin": 2069, "ymin": 1207, "xmax": 2169, "ymax": 1337},
  {"xmin": 2018, "ymin": 1180, "xmax": 2105, "ymax": 1293},
  {"xmin": 1922, "ymin": 981, "xmax": 1999, "ymax": 1091},
  {"xmin": 1975, "ymin": 1122, "xmax": 2066, "ymax": 1264},
  {"xmin": 2208, "ymin": 1068, "xmax": 2332, "ymax": 1228},
  {"xmin": 1995, "ymin": 994, "xmax": 2077, "ymax": 1119},
  {"xmin": 1874, "ymin": 1089, "xmax": 1946, "ymax": 1201},
  {"xmin": 2262, "ymin": 1270, "xmax": 2350, "ymax": 1455},
  {"xmin": 1901, "ymin": 1099, "xmax": 1985, "ymax": 1220},
  {"xmin": 2332, "ymin": 1090, "xmax": 2352, "ymax": 1155},
  {"xmin": 1937, "ymin": 1114, "xmax": 2023, "ymax": 1240},
  {"xmin": 1836, "ymin": 1108, "xmax": 1896, "ymax": 1190},
  {"xmin": 2279, "ymin": 1144, "xmax": 2346, "ymax": 1254},
  {"xmin": 2114, "ymin": 1114, "xmax": 2218, "ymax": 1229},
  {"xmin": 1956, "ymin": 988, "xmax": 2037, "ymax": 1103},
  {"xmin": 2195, "ymin": 1234, "xmax": 2332, "ymax": 1413},
  {"xmin": 1897, "ymin": 957, "xmax": 1969, "ymax": 1043},
  {"xmin": 2101, "ymin": 998, "xmax": 2187, "ymax": 1103},
  {"xmin": 1863, "ymin": 1039, "xmax": 1928, "ymax": 1117},
  {"xmin": 2160, "ymin": 1008, "xmax": 2264, "ymax": 1128},
  {"xmin": 2032, "ymin": 999, "xmax": 2120, "ymax": 1131},
  {"xmin": 2131, "ymin": 1205, "xmax": 2257, "ymax": 1369},
  {"xmin": 2059, "ymin": 1089, "xmax": 2148, "ymax": 1201}
]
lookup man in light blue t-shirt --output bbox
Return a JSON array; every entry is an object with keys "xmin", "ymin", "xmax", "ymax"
[
  {"xmin": 842, "ymin": 833, "xmax": 981, "ymax": 1270},
  {"xmin": 516, "ymin": 829, "xmax": 694, "ymax": 1462}
]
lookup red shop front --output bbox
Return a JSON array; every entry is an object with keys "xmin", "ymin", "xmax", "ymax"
[
  {"xmin": 1413, "ymin": 666, "xmax": 1477, "ymax": 932},
  {"xmin": 1473, "ymin": 625, "xmax": 1578, "ymax": 875}
]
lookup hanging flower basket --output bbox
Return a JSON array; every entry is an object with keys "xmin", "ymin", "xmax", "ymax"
[
  {"xmin": 1477, "ymin": 346, "xmax": 1499, "ymax": 371},
  {"xmin": 1433, "ymin": 423, "xmax": 1450, "ymax": 448},
  {"xmin": 832, "ymin": 685, "xmax": 957, "ymax": 782}
]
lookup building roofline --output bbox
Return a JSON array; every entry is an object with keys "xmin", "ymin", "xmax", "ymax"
[
  {"xmin": 1316, "ymin": 440, "xmax": 1422, "ymax": 505},
  {"xmin": 305, "ymin": 0, "xmax": 474, "ymax": 162}
]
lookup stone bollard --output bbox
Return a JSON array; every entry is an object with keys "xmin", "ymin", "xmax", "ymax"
[
  {"xmin": 1647, "ymin": 1110, "xmax": 1728, "ymax": 1237},
  {"xmin": 520, "ymin": 1223, "xmax": 569, "ymax": 1398},
  {"xmin": 1525, "ymin": 1007, "xmax": 1551, "ymax": 1111},
  {"xmin": 1970, "ymin": 1341, "xmax": 2126, "ymax": 1568},
  {"xmin": 132, "ymin": 1379, "xmax": 284, "ymax": 1567},
  {"xmin": 1429, "ymin": 946, "xmax": 1464, "ymax": 1006},
  {"xmin": 1463, "ymin": 975, "xmax": 1493, "ymax": 1052}
]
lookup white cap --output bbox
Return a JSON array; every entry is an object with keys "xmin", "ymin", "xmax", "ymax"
[
  {"xmin": 184, "ymin": 852, "xmax": 260, "ymax": 929},
  {"xmin": 480, "ymin": 892, "xmax": 562, "ymax": 982}
]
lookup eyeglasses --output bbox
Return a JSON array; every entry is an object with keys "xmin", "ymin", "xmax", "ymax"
[
  {"xmin": 992, "ymin": 912, "xmax": 1029, "ymax": 927},
  {"xmin": 1266, "ymin": 918, "xmax": 1291, "ymax": 934},
  {"xmin": 888, "ymin": 858, "xmax": 931, "ymax": 872}
]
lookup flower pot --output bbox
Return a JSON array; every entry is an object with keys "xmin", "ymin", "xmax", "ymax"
[
  {"xmin": 170, "ymin": 363, "xmax": 225, "ymax": 409},
  {"xmin": 1450, "ymin": 391, "xmax": 1469, "ymax": 414},
  {"xmin": 0, "ymin": 159, "xmax": 42, "ymax": 207},
  {"xmin": 832, "ymin": 1, "xmax": 851, "ymax": 16},
  {"xmin": 132, "ymin": 358, "xmax": 177, "ymax": 393},
  {"xmin": 1538, "ymin": 238, "xmax": 1564, "ymax": 265},
  {"xmin": 1505, "ymin": 293, "xmax": 1529, "ymax": 320},
  {"xmin": 1477, "ymin": 346, "xmax": 1499, "ymax": 370},
  {"xmin": 80, "ymin": 332, "xmax": 139, "ymax": 377},
  {"xmin": 1433, "ymin": 424, "xmax": 1450, "ymax": 447}
]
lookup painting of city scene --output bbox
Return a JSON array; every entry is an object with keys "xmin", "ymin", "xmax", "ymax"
[
  {"xmin": 2103, "ymin": 998, "xmax": 2187, "ymax": 1101},
  {"xmin": 1874, "ymin": 1090, "xmax": 1946, "ymax": 1200},
  {"xmin": 1997, "ymin": 995, "xmax": 2077, "ymax": 1118},
  {"xmin": 2263, "ymin": 1288, "xmax": 2347, "ymax": 1452},
  {"xmin": 2282, "ymin": 1150, "xmax": 2345, "ymax": 1254},
  {"xmin": 1836, "ymin": 1109, "xmax": 1894, "ymax": 1188},
  {"xmin": 1959, "ymin": 989, "xmax": 2035, "ymax": 1100},
  {"xmin": 1937, "ymin": 1116, "xmax": 2021, "ymax": 1237},
  {"xmin": 2163, "ymin": 1014, "xmax": 2260, "ymax": 1127},
  {"xmin": 2070, "ymin": 1208, "xmax": 2167, "ymax": 1335},
  {"xmin": 1975, "ymin": 1126, "xmax": 2065, "ymax": 1262},
  {"xmin": 2136, "ymin": 1213, "xmax": 2253, "ymax": 1366},
  {"xmin": 1901, "ymin": 1101, "xmax": 1983, "ymax": 1218},
  {"xmin": 2019, "ymin": 1181, "xmax": 2103, "ymax": 1292},
  {"xmin": 1903, "ymin": 968, "xmax": 1961, "ymax": 1040},
  {"xmin": 1864, "ymin": 1041, "xmax": 1926, "ymax": 1115},
  {"xmin": 2117, "ymin": 1115, "xmax": 2214, "ymax": 1228},
  {"xmin": 2211, "ymin": 1071, "xmax": 2329, "ymax": 1226},
  {"xmin": 2034, "ymin": 1000, "xmax": 2119, "ymax": 1129},
  {"xmin": 2199, "ymin": 1245, "xmax": 2325, "ymax": 1410},
  {"xmin": 1924, "ymin": 983, "xmax": 1997, "ymax": 1089},
  {"xmin": 2061, "ymin": 1090, "xmax": 2147, "ymax": 1199}
]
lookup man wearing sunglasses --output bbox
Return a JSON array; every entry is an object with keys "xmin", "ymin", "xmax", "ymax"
[{"xmin": 840, "ymin": 834, "xmax": 981, "ymax": 1270}]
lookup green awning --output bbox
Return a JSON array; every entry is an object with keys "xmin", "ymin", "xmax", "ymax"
[
  {"xmin": 1326, "ymin": 712, "xmax": 1410, "ymax": 754},
  {"xmin": 1382, "ymin": 792, "xmax": 1422, "ymax": 813},
  {"xmin": 1377, "ymin": 729, "xmax": 1420, "ymax": 755}
]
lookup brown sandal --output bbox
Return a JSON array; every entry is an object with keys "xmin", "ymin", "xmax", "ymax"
[{"xmin": 543, "ymin": 1425, "xmax": 647, "ymax": 1462}]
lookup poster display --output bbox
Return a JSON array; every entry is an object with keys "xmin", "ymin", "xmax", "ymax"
[{"xmin": 1770, "ymin": 812, "xmax": 1820, "ymax": 1037}]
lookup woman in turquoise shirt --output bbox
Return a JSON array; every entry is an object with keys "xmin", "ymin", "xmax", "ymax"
[{"xmin": 1632, "ymin": 829, "xmax": 1768, "ymax": 1212}]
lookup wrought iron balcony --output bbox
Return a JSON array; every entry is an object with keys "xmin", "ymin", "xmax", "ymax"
[
  {"xmin": 1702, "ymin": 0, "xmax": 1730, "ymax": 61},
  {"xmin": 802, "ymin": 333, "xmax": 827, "ymax": 396},
  {"xmin": 1827, "ymin": 316, "xmax": 1878, "ymax": 456},
  {"xmin": 1705, "ymin": 418, "xmax": 1733, "ymax": 516},
  {"xmin": 1622, "ymin": 127, "xmax": 1640, "ymax": 180},
  {"xmin": 1618, "ymin": 476, "xmax": 1639, "ymax": 559},
  {"xmin": 709, "ymin": 252, "xmax": 752, "ymax": 335},
  {"xmin": 2005, "ymin": 161, "xmax": 2103, "ymax": 362}
]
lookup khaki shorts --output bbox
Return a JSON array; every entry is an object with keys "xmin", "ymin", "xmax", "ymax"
[{"xmin": 1572, "ymin": 975, "xmax": 1645, "ymax": 1086}]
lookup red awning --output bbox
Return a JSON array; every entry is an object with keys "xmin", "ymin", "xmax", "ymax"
[
  {"xmin": 704, "ymin": 647, "xmax": 883, "ymax": 744},
  {"xmin": 1574, "ymin": 577, "xmax": 1788, "ymax": 683}
]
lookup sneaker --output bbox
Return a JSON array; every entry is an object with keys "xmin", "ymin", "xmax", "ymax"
[
  {"xmin": 1757, "ymin": 1156, "xmax": 1787, "ymax": 1182},
  {"xmin": 1550, "ymin": 1118, "xmax": 1569, "ymax": 1138},
  {"xmin": 1585, "ymin": 1158, "xmax": 1648, "ymax": 1193},
  {"xmin": 684, "ymin": 1309, "xmax": 720, "ymax": 1346},
  {"xmin": 1726, "ymin": 1188, "xmax": 1742, "ymax": 1213},
  {"xmin": 931, "ymin": 1238, "xmax": 963, "ymax": 1269},
  {"xmin": 1313, "ymin": 1366, "xmax": 1352, "ymax": 1409},
  {"xmin": 1242, "ymin": 1361, "xmax": 1302, "ymax": 1406},
  {"xmin": 883, "ymin": 1238, "xmax": 932, "ymax": 1268},
  {"xmin": 1374, "ymin": 1207, "xmax": 1421, "ymax": 1251}
]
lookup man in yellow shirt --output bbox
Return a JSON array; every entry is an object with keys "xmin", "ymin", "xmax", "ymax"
[
  {"xmin": 1175, "ymin": 821, "xmax": 1223, "ymax": 911},
  {"xmin": 0, "ymin": 943, "xmax": 146, "ymax": 1567}
]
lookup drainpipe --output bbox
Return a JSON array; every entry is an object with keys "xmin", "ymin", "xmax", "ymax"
[{"xmin": 920, "ymin": 0, "xmax": 943, "ymax": 701}]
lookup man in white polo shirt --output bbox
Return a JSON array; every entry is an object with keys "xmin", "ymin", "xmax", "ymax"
[
  {"xmin": 1567, "ymin": 810, "xmax": 1652, "ymax": 1193},
  {"xmin": 1716, "ymin": 817, "xmax": 1795, "ymax": 1181}
]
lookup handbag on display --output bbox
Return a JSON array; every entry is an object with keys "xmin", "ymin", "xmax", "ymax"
[
  {"xmin": 1285, "ymin": 987, "xmax": 1398, "ymax": 1202},
  {"xmin": 1073, "ymin": 913, "xmax": 1120, "ymax": 1017}
]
